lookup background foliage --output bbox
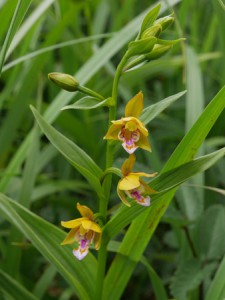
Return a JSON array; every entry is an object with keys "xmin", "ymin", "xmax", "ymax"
[{"xmin": 0, "ymin": 0, "xmax": 224, "ymax": 299}]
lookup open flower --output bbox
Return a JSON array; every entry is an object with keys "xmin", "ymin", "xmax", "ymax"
[
  {"xmin": 117, "ymin": 154, "xmax": 157, "ymax": 206},
  {"xmin": 61, "ymin": 203, "xmax": 101, "ymax": 260},
  {"xmin": 104, "ymin": 92, "xmax": 151, "ymax": 154}
]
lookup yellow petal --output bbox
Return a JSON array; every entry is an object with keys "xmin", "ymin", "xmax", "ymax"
[
  {"xmin": 61, "ymin": 228, "xmax": 77, "ymax": 245},
  {"xmin": 121, "ymin": 154, "xmax": 136, "ymax": 175},
  {"xmin": 140, "ymin": 179, "xmax": 157, "ymax": 194},
  {"xmin": 131, "ymin": 171, "xmax": 157, "ymax": 178},
  {"xmin": 136, "ymin": 134, "xmax": 151, "ymax": 152},
  {"xmin": 81, "ymin": 219, "xmax": 102, "ymax": 233},
  {"xmin": 125, "ymin": 91, "xmax": 143, "ymax": 118},
  {"xmin": 125, "ymin": 120, "xmax": 138, "ymax": 131},
  {"xmin": 104, "ymin": 123, "xmax": 122, "ymax": 140},
  {"xmin": 118, "ymin": 174, "xmax": 140, "ymax": 190},
  {"xmin": 77, "ymin": 203, "xmax": 94, "ymax": 219},
  {"xmin": 117, "ymin": 186, "xmax": 131, "ymax": 207},
  {"xmin": 61, "ymin": 218, "xmax": 83, "ymax": 229},
  {"xmin": 94, "ymin": 232, "xmax": 102, "ymax": 250}
]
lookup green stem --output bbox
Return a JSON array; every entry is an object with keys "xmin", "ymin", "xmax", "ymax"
[
  {"xmin": 78, "ymin": 85, "xmax": 104, "ymax": 100},
  {"xmin": 95, "ymin": 53, "xmax": 128, "ymax": 300}
]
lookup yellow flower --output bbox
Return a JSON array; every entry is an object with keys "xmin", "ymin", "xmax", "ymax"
[
  {"xmin": 117, "ymin": 154, "xmax": 157, "ymax": 207},
  {"xmin": 104, "ymin": 91, "xmax": 151, "ymax": 154},
  {"xmin": 61, "ymin": 203, "xmax": 102, "ymax": 260}
]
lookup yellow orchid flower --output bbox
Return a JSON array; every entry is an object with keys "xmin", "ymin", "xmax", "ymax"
[
  {"xmin": 117, "ymin": 154, "xmax": 157, "ymax": 207},
  {"xmin": 61, "ymin": 203, "xmax": 102, "ymax": 260},
  {"xmin": 104, "ymin": 91, "xmax": 151, "ymax": 154}
]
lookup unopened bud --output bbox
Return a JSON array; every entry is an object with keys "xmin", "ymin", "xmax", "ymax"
[
  {"xmin": 146, "ymin": 44, "xmax": 172, "ymax": 60},
  {"xmin": 154, "ymin": 15, "xmax": 174, "ymax": 31},
  {"xmin": 48, "ymin": 72, "xmax": 79, "ymax": 92},
  {"xmin": 141, "ymin": 24, "xmax": 162, "ymax": 39}
]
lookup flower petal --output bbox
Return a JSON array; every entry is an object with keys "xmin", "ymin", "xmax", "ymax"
[
  {"xmin": 131, "ymin": 171, "xmax": 157, "ymax": 178},
  {"xmin": 117, "ymin": 185, "xmax": 131, "ymax": 206},
  {"xmin": 81, "ymin": 219, "xmax": 102, "ymax": 233},
  {"xmin": 61, "ymin": 228, "xmax": 77, "ymax": 245},
  {"xmin": 121, "ymin": 154, "xmax": 136, "ymax": 175},
  {"xmin": 125, "ymin": 91, "xmax": 143, "ymax": 118},
  {"xmin": 94, "ymin": 232, "xmax": 102, "ymax": 250},
  {"xmin": 136, "ymin": 195, "xmax": 151, "ymax": 206},
  {"xmin": 77, "ymin": 203, "xmax": 94, "ymax": 219},
  {"xmin": 118, "ymin": 174, "xmax": 140, "ymax": 190},
  {"xmin": 140, "ymin": 179, "xmax": 157, "ymax": 194},
  {"xmin": 136, "ymin": 134, "xmax": 151, "ymax": 152},
  {"xmin": 104, "ymin": 123, "xmax": 122, "ymax": 140},
  {"xmin": 61, "ymin": 218, "xmax": 83, "ymax": 229}
]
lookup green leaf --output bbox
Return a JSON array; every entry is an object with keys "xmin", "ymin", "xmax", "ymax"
[
  {"xmin": 61, "ymin": 96, "xmax": 112, "ymax": 110},
  {"xmin": 104, "ymin": 147, "xmax": 225, "ymax": 241},
  {"xmin": 205, "ymin": 254, "xmax": 225, "ymax": 300},
  {"xmin": 107, "ymin": 241, "xmax": 168, "ymax": 300},
  {"xmin": 0, "ymin": 193, "xmax": 97, "ymax": 300},
  {"xmin": 170, "ymin": 258, "xmax": 203, "ymax": 300},
  {"xmin": 140, "ymin": 90, "xmax": 186, "ymax": 124},
  {"xmin": 139, "ymin": 3, "xmax": 161, "ymax": 36},
  {"xmin": 194, "ymin": 205, "xmax": 225, "ymax": 259},
  {"xmin": 0, "ymin": 269, "xmax": 38, "ymax": 300},
  {"xmin": 0, "ymin": 0, "xmax": 32, "ymax": 75},
  {"xmin": 141, "ymin": 257, "xmax": 168, "ymax": 300},
  {"xmin": 127, "ymin": 37, "xmax": 156, "ymax": 57},
  {"xmin": 30, "ymin": 106, "xmax": 103, "ymax": 197}
]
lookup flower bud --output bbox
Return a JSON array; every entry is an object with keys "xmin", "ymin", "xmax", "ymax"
[
  {"xmin": 146, "ymin": 44, "xmax": 172, "ymax": 60},
  {"xmin": 154, "ymin": 15, "xmax": 174, "ymax": 31},
  {"xmin": 141, "ymin": 24, "xmax": 162, "ymax": 39},
  {"xmin": 48, "ymin": 72, "xmax": 79, "ymax": 92}
]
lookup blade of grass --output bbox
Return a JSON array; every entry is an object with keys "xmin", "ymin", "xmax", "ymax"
[
  {"xmin": 0, "ymin": 269, "xmax": 38, "ymax": 300},
  {"xmin": 0, "ymin": 0, "xmax": 32, "ymax": 75}
]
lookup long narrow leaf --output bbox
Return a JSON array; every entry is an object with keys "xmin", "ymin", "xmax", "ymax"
[
  {"xmin": 0, "ymin": 0, "xmax": 32, "ymax": 75},
  {"xmin": 0, "ymin": 269, "xmax": 38, "ymax": 300},
  {"xmin": 205, "ymin": 254, "xmax": 225, "ymax": 300},
  {"xmin": 104, "ymin": 147, "xmax": 225, "ymax": 240}
]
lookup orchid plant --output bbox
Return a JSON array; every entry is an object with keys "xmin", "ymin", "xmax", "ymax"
[{"xmin": 11, "ymin": 2, "xmax": 223, "ymax": 300}]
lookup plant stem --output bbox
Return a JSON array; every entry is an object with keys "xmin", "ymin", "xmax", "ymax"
[{"xmin": 95, "ymin": 53, "xmax": 128, "ymax": 300}]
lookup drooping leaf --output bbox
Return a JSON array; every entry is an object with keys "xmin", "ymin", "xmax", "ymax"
[
  {"xmin": 140, "ymin": 90, "xmax": 186, "ymax": 125},
  {"xmin": 61, "ymin": 96, "xmax": 112, "ymax": 110},
  {"xmin": 30, "ymin": 106, "xmax": 103, "ymax": 197}
]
